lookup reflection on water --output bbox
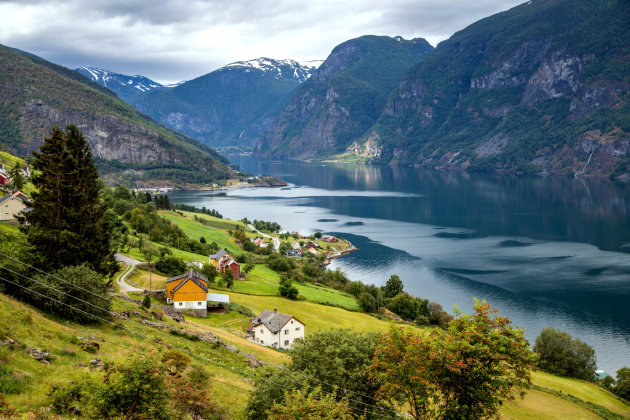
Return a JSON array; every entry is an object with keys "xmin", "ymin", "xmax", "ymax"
[{"xmin": 169, "ymin": 157, "xmax": 630, "ymax": 373}]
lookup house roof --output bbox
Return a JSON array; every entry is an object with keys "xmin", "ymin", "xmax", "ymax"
[
  {"xmin": 166, "ymin": 268, "xmax": 209, "ymax": 294},
  {"xmin": 0, "ymin": 191, "xmax": 29, "ymax": 205},
  {"xmin": 252, "ymin": 309, "xmax": 303, "ymax": 333},
  {"xmin": 209, "ymin": 249, "xmax": 227, "ymax": 260}
]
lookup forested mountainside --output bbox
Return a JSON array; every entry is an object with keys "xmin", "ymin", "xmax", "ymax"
[
  {"xmin": 128, "ymin": 58, "xmax": 319, "ymax": 149},
  {"xmin": 0, "ymin": 45, "xmax": 231, "ymax": 186},
  {"xmin": 256, "ymin": 35, "xmax": 433, "ymax": 159},
  {"xmin": 369, "ymin": 0, "xmax": 630, "ymax": 177}
]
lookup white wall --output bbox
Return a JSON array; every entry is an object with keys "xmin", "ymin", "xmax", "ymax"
[{"xmin": 174, "ymin": 300, "xmax": 206, "ymax": 310}]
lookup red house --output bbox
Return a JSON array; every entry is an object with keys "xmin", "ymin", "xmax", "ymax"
[
  {"xmin": 0, "ymin": 169, "xmax": 10, "ymax": 186},
  {"xmin": 219, "ymin": 259, "xmax": 241, "ymax": 279}
]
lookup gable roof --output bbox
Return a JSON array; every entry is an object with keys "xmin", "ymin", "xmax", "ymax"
[
  {"xmin": 252, "ymin": 309, "xmax": 303, "ymax": 333},
  {"xmin": 166, "ymin": 268, "xmax": 209, "ymax": 294},
  {"xmin": 209, "ymin": 249, "xmax": 227, "ymax": 260},
  {"xmin": 0, "ymin": 191, "xmax": 29, "ymax": 205}
]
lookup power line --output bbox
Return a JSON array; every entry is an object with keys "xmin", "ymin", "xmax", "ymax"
[
  {"xmin": 0, "ymin": 294, "xmax": 252, "ymax": 393},
  {"xmin": 0, "ymin": 253, "xmax": 397, "ymax": 415},
  {"xmin": 0, "ymin": 272, "xmax": 399, "ymax": 418},
  {"xmin": 2, "ymin": 258, "xmax": 387, "ymax": 407}
]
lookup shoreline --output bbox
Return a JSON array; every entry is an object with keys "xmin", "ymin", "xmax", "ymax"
[{"xmin": 321, "ymin": 245, "xmax": 358, "ymax": 267}]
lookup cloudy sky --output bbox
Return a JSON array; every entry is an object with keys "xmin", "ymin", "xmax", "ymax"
[{"xmin": 0, "ymin": 0, "xmax": 524, "ymax": 84}]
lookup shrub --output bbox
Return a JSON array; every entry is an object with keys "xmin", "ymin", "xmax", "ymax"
[
  {"xmin": 51, "ymin": 381, "xmax": 84, "ymax": 415},
  {"xmin": 0, "ymin": 364, "xmax": 24, "ymax": 394},
  {"xmin": 279, "ymin": 277, "xmax": 299, "ymax": 300},
  {"xmin": 142, "ymin": 294, "xmax": 151, "ymax": 309},
  {"xmin": 357, "ymin": 291, "xmax": 377, "ymax": 313},
  {"xmin": 155, "ymin": 256, "xmax": 187, "ymax": 276}
]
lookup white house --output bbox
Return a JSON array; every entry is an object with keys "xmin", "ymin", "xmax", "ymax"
[
  {"xmin": 250, "ymin": 309, "xmax": 305, "ymax": 350},
  {"xmin": 0, "ymin": 191, "xmax": 29, "ymax": 221}
]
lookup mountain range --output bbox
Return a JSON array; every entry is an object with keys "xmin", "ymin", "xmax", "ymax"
[
  {"xmin": 80, "ymin": 58, "xmax": 321, "ymax": 150},
  {"xmin": 0, "ymin": 45, "xmax": 231, "ymax": 186},
  {"xmin": 257, "ymin": 0, "xmax": 630, "ymax": 178},
  {"xmin": 2, "ymin": 0, "xmax": 628, "ymax": 180}
]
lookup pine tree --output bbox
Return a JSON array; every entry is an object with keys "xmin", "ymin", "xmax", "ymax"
[
  {"xmin": 8, "ymin": 163, "xmax": 25, "ymax": 192},
  {"xmin": 22, "ymin": 125, "xmax": 117, "ymax": 276}
]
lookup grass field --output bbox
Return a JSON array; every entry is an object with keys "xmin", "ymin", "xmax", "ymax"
[
  {"xmin": 531, "ymin": 371, "xmax": 630, "ymax": 417},
  {"xmin": 127, "ymin": 267, "xmax": 168, "ymax": 290},
  {"xmin": 224, "ymin": 292, "xmax": 391, "ymax": 333},
  {"xmin": 500, "ymin": 388, "xmax": 601, "ymax": 419},
  {"xmin": 159, "ymin": 210, "xmax": 244, "ymax": 255},
  {"xmin": 236, "ymin": 265, "xmax": 360, "ymax": 310}
]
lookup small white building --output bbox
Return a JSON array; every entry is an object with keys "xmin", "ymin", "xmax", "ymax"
[
  {"xmin": 250, "ymin": 309, "xmax": 305, "ymax": 350},
  {"xmin": 0, "ymin": 191, "xmax": 29, "ymax": 221}
]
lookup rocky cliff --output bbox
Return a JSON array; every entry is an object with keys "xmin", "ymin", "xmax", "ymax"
[
  {"xmin": 0, "ymin": 45, "xmax": 230, "ymax": 186},
  {"xmin": 256, "ymin": 36, "xmax": 433, "ymax": 159},
  {"xmin": 369, "ymin": 0, "xmax": 629, "ymax": 178}
]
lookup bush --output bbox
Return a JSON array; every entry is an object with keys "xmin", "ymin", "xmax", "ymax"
[
  {"xmin": 534, "ymin": 328, "xmax": 596, "ymax": 380},
  {"xmin": 51, "ymin": 381, "xmax": 84, "ymax": 415},
  {"xmin": 142, "ymin": 294, "xmax": 151, "ymax": 309},
  {"xmin": 279, "ymin": 277, "xmax": 299, "ymax": 300},
  {"xmin": 613, "ymin": 367, "xmax": 630, "ymax": 401},
  {"xmin": 357, "ymin": 291, "xmax": 377, "ymax": 313},
  {"xmin": 155, "ymin": 256, "xmax": 187, "ymax": 276},
  {"xmin": 89, "ymin": 356, "xmax": 170, "ymax": 419},
  {"xmin": 30, "ymin": 265, "xmax": 110, "ymax": 323}
]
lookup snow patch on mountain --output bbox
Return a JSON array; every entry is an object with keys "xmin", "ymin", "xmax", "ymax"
[
  {"xmin": 76, "ymin": 67, "xmax": 163, "ymax": 94},
  {"xmin": 222, "ymin": 57, "xmax": 321, "ymax": 82}
]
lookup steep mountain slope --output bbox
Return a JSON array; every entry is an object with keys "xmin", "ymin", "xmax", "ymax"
[
  {"xmin": 368, "ymin": 0, "xmax": 630, "ymax": 178},
  {"xmin": 256, "ymin": 35, "xmax": 434, "ymax": 159},
  {"xmin": 76, "ymin": 67, "xmax": 164, "ymax": 101},
  {"xmin": 0, "ymin": 45, "xmax": 230, "ymax": 186},
  {"xmin": 129, "ymin": 58, "xmax": 319, "ymax": 149}
]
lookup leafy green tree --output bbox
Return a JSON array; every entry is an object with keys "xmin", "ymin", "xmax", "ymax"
[
  {"xmin": 267, "ymin": 388, "xmax": 353, "ymax": 420},
  {"xmin": 289, "ymin": 329, "xmax": 386, "ymax": 419},
  {"xmin": 142, "ymin": 294, "xmax": 151, "ymax": 309},
  {"xmin": 22, "ymin": 125, "xmax": 117, "ymax": 276},
  {"xmin": 357, "ymin": 291, "xmax": 377, "ymax": 313},
  {"xmin": 613, "ymin": 367, "xmax": 630, "ymax": 401},
  {"xmin": 533, "ymin": 327, "xmax": 596, "ymax": 380},
  {"xmin": 382, "ymin": 274, "xmax": 403, "ymax": 298},
  {"xmin": 370, "ymin": 300, "xmax": 536, "ymax": 420},
  {"xmin": 155, "ymin": 256, "xmax": 187, "ymax": 276},
  {"xmin": 279, "ymin": 277, "xmax": 298, "ymax": 300},
  {"xmin": 199, "ymin": 263, "xmax": 217, "ymax": 283},
  {"xmin": 30, "ymin": 265, "xmax": 110, "ymax": 323},
  {"xmin": 223, "ymin": 269, "xmax": 234, "ymax": 290}
]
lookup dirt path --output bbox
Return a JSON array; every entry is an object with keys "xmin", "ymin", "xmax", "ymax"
[{"xmin": 247, "ymin": 224, "xmax": 280, "ymax": 251}]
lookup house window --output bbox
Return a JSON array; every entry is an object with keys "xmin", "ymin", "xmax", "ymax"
[
  {"xmin": 284, "ymin": 340, "xmax": 289, "ymax": 346},
  {"xmin": 284, "ymin": 329, "xmax": 289, "ymax": 335},
  {"xmin": 260, "ymin": 340, "xmax": 264, "ymax": 344},
  {"xmin": 291, "ymin": 320, "xmax": 293, "ymax": 324},
  {"xmin": 260, "ymin": 329, "xmax": 264, "ymax": 334},
  {"xmin": 295, "ymin": 327, "xmax": 300, "ymax": 331},
  {"xmin": 198, "ymin": 302, "xmax": 202, "ymax": 306}
]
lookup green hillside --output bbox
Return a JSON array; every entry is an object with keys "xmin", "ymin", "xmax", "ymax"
[{"xmin": 0, "ymin": 45, "xmax": 231, "ymax": 186}]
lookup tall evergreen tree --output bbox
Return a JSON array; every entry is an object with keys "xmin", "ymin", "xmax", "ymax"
[
  {"xmin": 8, "ymin": 163, "xmax": 25, "ymax": 192},
  {"xmin": 22, "ymin": 125, "xmax": 117, "ymax": 276}
]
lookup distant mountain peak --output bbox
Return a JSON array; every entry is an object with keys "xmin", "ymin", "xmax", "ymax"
[
  {"xmin": 75, "ymin": 67, "xmax": 163, "ymax": 99},
  {"xmin": 222, "ymin": 57, "xmax": 320, "ymax": 83}
]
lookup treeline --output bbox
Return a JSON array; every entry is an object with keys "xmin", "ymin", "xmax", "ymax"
[
  {"xmin": 171, "ymin": 203, "xmax": 223, "ymax": 218},
  {"xmin": 241, "ymin": 217, "xmax": 281, "ymax": 233}
]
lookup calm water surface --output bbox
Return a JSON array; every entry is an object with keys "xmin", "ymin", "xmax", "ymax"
[{"xmin": 169, "ymin": 157, "xmax": 630, "ymax": 374}]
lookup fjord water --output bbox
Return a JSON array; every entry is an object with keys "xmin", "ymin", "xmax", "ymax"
[{"xmin": 169, "ymin": 157, "xmax": 630, "ymax": 374}]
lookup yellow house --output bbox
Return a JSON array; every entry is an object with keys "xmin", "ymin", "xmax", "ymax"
[
  {"xmin": 209, "ymin": 249, "xmax": 230, "ymax": 268},
  {"xmin": 165, "ymin": 268, "xmax": 209, "ymax": 317},
  {"xmin": 0, "ymin": 191, "xmax": 29, "ymax": 221}
]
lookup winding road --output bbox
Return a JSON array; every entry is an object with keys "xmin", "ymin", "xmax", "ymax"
[
  {"xmin": 114, "ymin": 253, "xmax": 144, "ymax": 294},
  {"xmin": 247, "ymin": 224, "xmax": 280, "ymax": 251}
]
